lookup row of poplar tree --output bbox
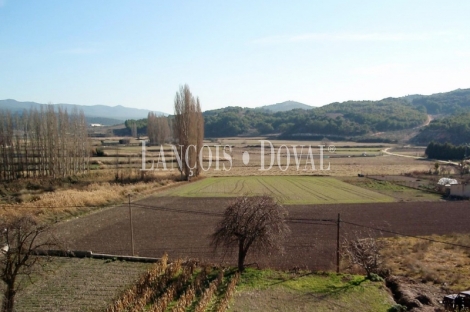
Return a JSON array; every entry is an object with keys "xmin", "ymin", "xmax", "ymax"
[
  {"xmin": 0, "ymin": 106, "xmax": 89, "ymax": 181},
  {"xmin": 0, "ymin": 85, "xmax": 203, "ymax": 182}
]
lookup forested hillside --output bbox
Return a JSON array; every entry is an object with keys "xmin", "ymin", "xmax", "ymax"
[
  {"xmin": 120, "ymin": 88, "xmax": 470, "ymax": 144},
  {"xmin": 413, "ymin": 112, "xmax": 470, "ymax": 145},
  {"xmin": 204, "ymin": 98, "xmax": 427, "ymax": 137},
  {"xmin": 410, "ymin": 88, "xmax": 470, "ymax": 114}
]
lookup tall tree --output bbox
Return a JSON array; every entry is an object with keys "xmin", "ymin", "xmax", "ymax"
[
  {"xmin": 0, "ymin": 105, "xmax": 89, "ymax": 182},
  {"xmin": 147, "ymin": 112, "xmax": 158, "ymax": 145},
  {"xmin": 156, "ymin": 116, "xmax": 171, "ymax": 145},
  {"xmin": 173, "ymin": 84, "xmax": 204, "ymax": 180}
]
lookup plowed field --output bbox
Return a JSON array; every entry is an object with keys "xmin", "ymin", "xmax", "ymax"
[{"xmin": 54, "ymin": 197, "xmax": 470, "ymax": 270}]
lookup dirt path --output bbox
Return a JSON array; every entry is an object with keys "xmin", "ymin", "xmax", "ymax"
[{"xmin": 382, "ymin": 147, "xmax": 460, "ymax": 165}]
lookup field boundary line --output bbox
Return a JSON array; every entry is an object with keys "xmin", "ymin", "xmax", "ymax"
[{"xmin": 32, "ymin": 249, "xmax": 162, "ymax": 263}]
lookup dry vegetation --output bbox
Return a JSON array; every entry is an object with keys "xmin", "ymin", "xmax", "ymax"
[
  {"xmin": 381, "ymin": 234, "xmax": 470, "ymax": 292},
  {"xmin": 0, "ymin": 171, "xmax": 178, "ymax": 222},
  {"xmin": 91, "ymin": 138, "xmax": 432, "ymax": 177},
  {"xmin": 108, "ymin": 253, "xmax": 240, "ymax": 312}
]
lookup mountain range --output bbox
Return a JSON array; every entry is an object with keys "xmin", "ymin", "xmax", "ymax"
[
  {"xmin": 4, "ymin": 88, "xmax": 470, "ymax": 145},
  {"xmin": 0, "ymin": 99, "xmax": 167, "ymax": 125}
]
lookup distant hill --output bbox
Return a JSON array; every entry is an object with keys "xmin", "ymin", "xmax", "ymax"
[
  {"xmin": 256, "ymin": 100, "xmax": 313, "ymax": 112},
  {"xmin": 0, "ymin": 99, "xmax": 166, "ymax": 125},
  {"xmin": 203, "ymin": 97, "xmax": 427, "ymax": 138}
]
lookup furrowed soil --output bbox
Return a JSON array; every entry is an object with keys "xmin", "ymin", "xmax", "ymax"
[
  {"xmin": 160, "ymin": 176, "xmax": 394, "ymax": 204},
  {"xmin": 53, "ymin": 197, "xmax": 470, "ymax": 271},
  {"xmin": 0, "ymin": 258, "xmax": 151, "ymax": 312}
]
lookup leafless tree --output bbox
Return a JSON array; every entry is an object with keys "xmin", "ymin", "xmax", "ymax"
[
  {"xmin": 156, "ymin": 116, "xmax": 170, "ymax": 145},
  {"xmin": 131, "ymin": 122, "xmax": 138, "ymax": 138},
  {"xmin": 147, "ymin": 112, "xmax": 158, "ymax": 145},
  {"xmin": 0, "ymin": 215, "xmax": 57, "ymax": 312},
  {"xmin": 0, "ymin": 105, "xmax": 89, "ymax": 182},
  {"xmin": 173, "ymin": 84, "xmax": 204, "ymax": 180},
  {"xmin": 148, "ymin": 113, "xmax": 171, "ymax": 145},
  {"xmin": 211, "ymin": 195, "xmax": 290, "ymax": 272},
  {"xmin": 342, "ymin": 231, "xmax": 384, "ymax": 279}
]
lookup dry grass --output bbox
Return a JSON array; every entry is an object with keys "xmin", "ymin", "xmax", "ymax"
[
  {"xmin": 0, "ymin": 174, "xmax": 178, "ymax": 222},
  {"xmin": 381, "ymin": 234, "xmax": 470, "ymax": 292}
]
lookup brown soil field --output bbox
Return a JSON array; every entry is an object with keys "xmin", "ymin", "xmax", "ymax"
[{"xmin": 53, "ymin": 197, "xmax": 470, "ymax": 271}]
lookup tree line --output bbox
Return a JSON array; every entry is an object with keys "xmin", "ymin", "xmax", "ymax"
[
  {"xmin": 0, "ymin": 106, "xmax": 89, "ymax": 181},
  {"xmin": 147, "ymin": 112, "xmax": 171, "ymax": 145},
  {"xmin": 425, "ymin": 141, "xmax": 469, "ymax": 160}
]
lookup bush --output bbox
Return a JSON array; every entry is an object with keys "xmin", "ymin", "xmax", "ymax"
[
  {"xmin": 368, "ymin": 273, "xmax": 384, "ymax": 282},
  {"xmin": 95, "ymin": 148, "xmax": 106, "ymax": 157},
  {"xmin": 388, "ymin": 304, "xmax": 407, "ymax": 312}
]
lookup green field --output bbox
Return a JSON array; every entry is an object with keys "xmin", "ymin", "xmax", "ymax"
[
  {"xmin": 161, "ymin": 176, "xmax": 394, "ymax": 205},
  {"xmin": 229, "ymin": 269, "xmax": 395, "ymax": 312}
]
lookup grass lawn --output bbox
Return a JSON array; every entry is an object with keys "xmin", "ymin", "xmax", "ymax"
[
  {"xmin": 229, "ymin": 269, "xmax": 395, "ymax": 312},
  {"xmin": 160, "ymin": 176, "xmax": 394, "ymax": 205}
]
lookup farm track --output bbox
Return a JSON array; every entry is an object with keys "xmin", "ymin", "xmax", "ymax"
[{"xmin": 52, "ymin": 197, "xmax": 470, "ymax": 271}]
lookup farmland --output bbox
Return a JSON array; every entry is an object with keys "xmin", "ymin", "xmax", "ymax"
[
  {"xmin": 2, "ymin": 138, "xmax": 468, "ymax": 311},
  {"xmin": 52, "ymin": 196, "xmax": 470, "ymax": 271},
  {"xmin": 160, "ymin": 176, "xmax": 394, "ymax": 204},
  {"xmin": 1, "ymin": 258, "xmax": 151, "ymax": 312}
]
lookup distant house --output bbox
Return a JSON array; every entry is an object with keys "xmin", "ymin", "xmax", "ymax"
[{"xmin": 90, "ymin": 123, "xmax": 103, "ymax": 127}]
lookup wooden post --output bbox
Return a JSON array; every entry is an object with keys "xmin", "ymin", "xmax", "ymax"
[
  {"xmin": 336, "ymin": 213, "xmax": 340, "ymax": 273},
  {"xmin": 129, "ymin": 194, "xmax": 135, "ymax": 256}
]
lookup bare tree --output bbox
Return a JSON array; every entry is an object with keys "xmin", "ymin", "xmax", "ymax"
[
  {"xmin": 147, "ymin": 112, "xmax": 158, "ymax": 145},
  {"xmin": 211, "ymin": 196, "xmax": 290, "ymax": 272},
  {"xmin": 0, "ymin": 106, "xmax": 89, "ymax": 182},
  {"xmin": 156, "ymin": 116, "xmax": 170, "ymax": 145},
  {"xmin": 131, "ymin": 122, "xmax": 138, "ymax": 139},
  {"xmin": 173, "ymin": 84, "xmax": 204, "ymax": 180},
  {"xmin": 147, "ymin": 113, "xmax": 171, "ymax": 145},
  {"xmin": 342, "ymin": 232, "xmax": 383, "ymax": 279},
  {"xmin": 0, "ymin": 215, "xmax": 57, "ymax": 312}
]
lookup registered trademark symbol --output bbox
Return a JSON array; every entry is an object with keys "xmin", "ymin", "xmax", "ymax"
[{"xmin": 328, "ymin": 145, "xmax": 336, "ymax": 153}]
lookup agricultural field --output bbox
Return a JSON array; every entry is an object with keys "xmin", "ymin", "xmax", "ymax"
[
  {"xmin": 0, "ymin": 257, "xmax": 151, "ymax": 312},
  {"xmin": 52, "ymin": 196, "xmax": 470, "ymax": 271},
  {"xmin": 91, "ymin": 138, "xmax": 433, "ymax": 177},
  {"xmin": 108, "ymin": 255, "xmax": 239, "ymax": 312},
  {"xmin": 339, "ymin": 176, "xmax": 442, "ymax": 202},
  {"xmin": 160, "ymin": 176, "xmax": 394, "ymax": 204},
  {"xmin": 4, "ymin": 136, "xmax": 467, "ymax": 311}
]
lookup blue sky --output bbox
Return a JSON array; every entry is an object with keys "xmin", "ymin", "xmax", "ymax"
[{"xmin": 1, "ymin": 1, "xmax": 469, "ymax": 114}]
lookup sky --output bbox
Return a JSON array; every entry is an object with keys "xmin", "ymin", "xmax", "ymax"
[{"xmin": 1, "ymin": 1, "xmax": 470, "ymax": 114}]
